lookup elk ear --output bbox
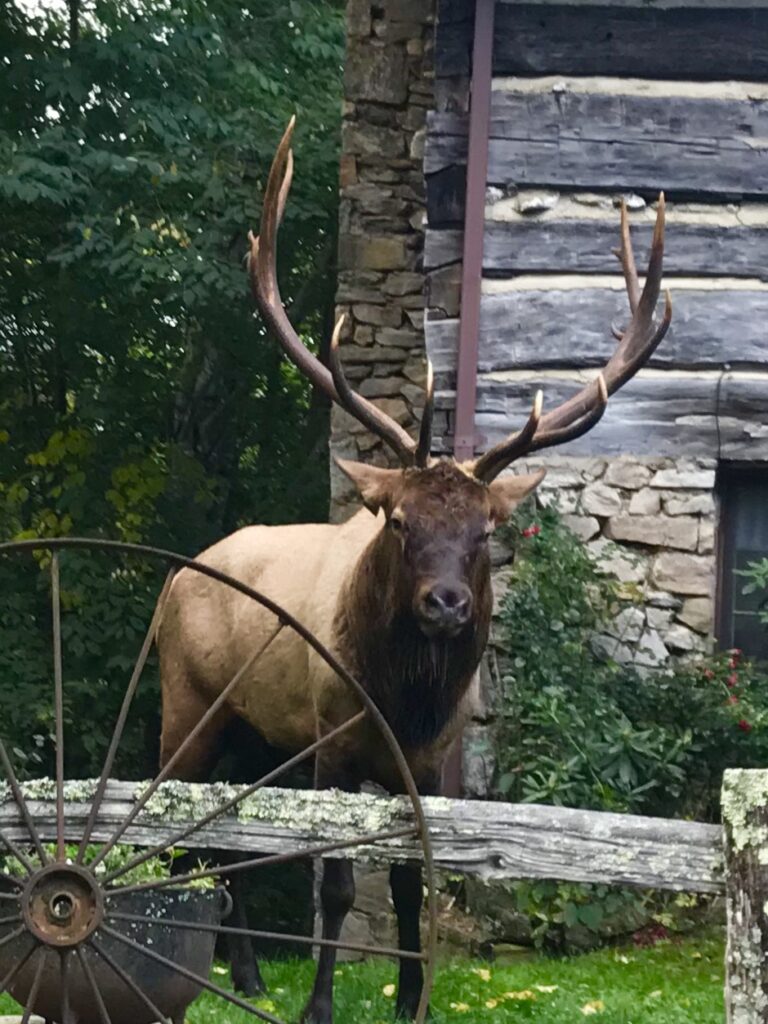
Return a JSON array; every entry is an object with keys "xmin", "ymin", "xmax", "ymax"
[
  {"xmin": 334, "ymin": 458, "xmax": 401, "ymax": 515},
  {"xmin": 487, "ymin": 469, "xmax": 546, "ymax": 525}
]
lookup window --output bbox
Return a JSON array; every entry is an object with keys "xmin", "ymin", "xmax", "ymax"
[{"xmin": 718, "ymin": 466, "xmax": 768, "ymax": 660}]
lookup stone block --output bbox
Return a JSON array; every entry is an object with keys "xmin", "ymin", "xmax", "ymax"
[
  {"xmin": 339, "ymin": 153, "xmax": 358, "ymax": 188},
  {"xmin": 629, "ymin": 488, "xmax": 661, "ymax": 515},
  {"xmin": 348, "ymin": 0, "xmax": 372, "ymax": 37},
  {"xmin": 634, "ymin": 629, "xmax": 669, "ymax": 668},
  {"xmin": 371, "ymin": 396, "xmax": 410, "ymax": 424},
  {"xmin": 651, "ymin": 552, "xmax": 713, "ymax": 595},
  {"xmin": 699, "ymin": 520, "xmax": 715, "ymax": 554},
  {"xmin": 646, "ymin": 590, "xmax": 682, "ymax": 609},
  {"xmin": 678, "ymin": 596, "xmax": 713, "ymax": 634},
  {"xmin": 383, "ymin": 271, "xmax": 423, "ymax": 296},
  {"xmin": 664, "ymin": 493, "xmax": 716, "ymax": 516},
  {"xmin": 650, "ymin": 465, "xmax": 716, "ymax": 490},
  {"xmin": 339, "ymin": 234, "xmax": 410, "ymax": 272},
  {"xmin": 462, "ymin": 724, "xmax": 497, "ymax": 799},
  {"xmin": 581, "ymin": 482, "xmax": 623, "ymax": 517},
  {"xmin": 603, "ymin": 461, "xmax": 653, "ymax": 490},
  {"xmin": 562, "ymin": 515, "xmax": 601, "ymax": 541},
  {"xmin": 410, "ymin": 126, "xmax": 427, "ymax": 161},
  {"xmin": 606, "ymin": 606, "xmax": 645, "ymax": 643},
  {"xmin": 359, "ymin": 375, "xmax": 406, "ymax": 397},
  {"xmin": 589, "ymin": 538, "xmax": 649, "ymax": 584},
  {"xmin": 346, "ymin": 42, "xmax": 408, "ymax": 106},
  {"xmin": 383, "ymin": 0, "xmax": 435, "ymax": 21},
  {"xmin": 592, "ymin": 633, "xmax": 634, "ymax": 666},
  {"xmin": 646, "ymin": 606, "xmax": 674, "ymax": 631},
  {"xmin": 664, "ymin": 623, "xmax": 702, "ymax": 653},
  {"xmin": 353, "ymin": 303, "xmax": 403, "ymax": 327},
  {"xmin": 343, "ymin": 122, "xmax": 406, "ymax": 159},
  {"xmin": 377, "ymin": 327, "xmax": 423, "ymax": 348},
  {"xmin": 538, "ymin": 489, "xmax": 579, "ymax": 515},
  {"xmin": 604, "ymin": 515, "xmax": 698, "ymax": 552}
]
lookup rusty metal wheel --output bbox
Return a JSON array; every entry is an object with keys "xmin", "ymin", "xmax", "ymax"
[{"xmin": 0, "ymin": 538, "xmax": 437, "ymax": 1024}]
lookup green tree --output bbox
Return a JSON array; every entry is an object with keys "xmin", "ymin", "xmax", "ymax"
[{"xmin": 0, "ymin": 0, "xmax": 345, "ymax": 775}]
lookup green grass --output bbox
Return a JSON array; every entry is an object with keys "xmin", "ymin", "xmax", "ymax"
[{"xmin": 0, "ymin": 932, "xmax": 725, "ymax": 1023}]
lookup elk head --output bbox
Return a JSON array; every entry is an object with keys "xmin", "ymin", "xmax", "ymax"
[{"xmin": 249, "ymin": 120, "xmax": 672, "ymax": 641}]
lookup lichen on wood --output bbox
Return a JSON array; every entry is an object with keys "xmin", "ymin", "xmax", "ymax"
[{"xmin": 723, "ymin": 769, "xmax": 768, "ymax": 1023}]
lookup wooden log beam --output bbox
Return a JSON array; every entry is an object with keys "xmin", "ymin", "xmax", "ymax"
[
  {"xmin": 0, "ymin": 780, "xmax": 723, "ymax": 893},
  {"xmin": 723, "ymin": 769, "xmax": 768, "ymax": 1022},
  {"xmin": 426, "ymin": 279, "xmax": 768, "ymax": 372},
  {"xmin": 425, "ymin": 208, "xmax": 768, "ymax": 278},
  {"xmin": 438, "ymin": 4, "xmax": 768, "ymax": 78},
  {"xmin": 426, "ymin": 80, "xmax": 768, "ymax": 195},
  {"xmin": 425, "ymin": 368, "xmax": 768, "ymax": 461}
]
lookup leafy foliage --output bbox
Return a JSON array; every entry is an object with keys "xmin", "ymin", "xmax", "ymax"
[
  {"xmin": 492, "ymin": 505, "xmax": 768, "ymax": 946},
  {"xmin": 0, "ymin": 0, "xmax": 344, "ymax": 776}
]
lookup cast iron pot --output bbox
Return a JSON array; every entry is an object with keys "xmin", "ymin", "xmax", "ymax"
[{"xmin": 0, "ymin": 886, "xmax": 231, "ymax": 1024}]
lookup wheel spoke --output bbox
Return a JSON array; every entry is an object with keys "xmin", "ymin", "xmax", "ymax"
[
  {"xmin": 88, "ymin": 938, "xmax": 171, "ymax": 1024},
  {"xmin": 0, "ymin": 891, "xmax": 20, "ymax": 902},
  {"xmin": 106, "ymin": 825, "xmax": 418, "ymax": 897},
  {"xmin": 60, "ymin": 949, "xmax": 74, "ymax": 1024},
  {"xmin": 77, "ymin": 570, "xmax": 176, "ymax": 864},
  {"xmin": 0, "ymin": 935, "xmax": 38, "ymax": 993},
  {"xmin": 0, "ymin": 827, "xmax": 34, "ymax": 877},
  {"xmin": 20, "ymin": 947, "xmax": 44, "ymax": 1024},
  {"xmin": 0, "ymin": 915, "xmax": 21, "ymax": 927},
  {"xmin": 0, "ymin": 871, "xmax": 23, "ymax": 891},
  {"xmin": 101, "ymin": 924, "xmax": 288, "ymax": 1024},
  {"xmin": 0, "ymin": 739, "xmax": 49, "ymax": 864},
  {"xmin": 107, "ymin": 911, "xmax": 428, "ymax": 962},
  {"xmin": 51, "ymin": 552, "xmax": 65, "ymax": 862},
  {"xmin": 0, "ymin": 924, "xmax": 26, "ymax": 955},
  {"xmin": 76, "ymin": 944, "xmax": 113, "ymax": 1024},
  {"xmin": 89, "ymin": 621, "xmax": 285, "ymax": 871},
  {"xmin": 101, "ymin": 710, "xmax": 366, "ymax": 886}
]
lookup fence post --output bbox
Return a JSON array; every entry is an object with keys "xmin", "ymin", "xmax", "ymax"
[{"xmin": 722, "ymin": 768, "xmax": 768, "ymax": 1023}]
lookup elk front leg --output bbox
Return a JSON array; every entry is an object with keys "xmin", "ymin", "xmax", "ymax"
[
  {"xmin": 391, "ymin": 772, "xmax": 438, "ymax": 1019},
  {"xmin": 300, "ymin": 857, "xmax": 356, "ymax": 1024}
]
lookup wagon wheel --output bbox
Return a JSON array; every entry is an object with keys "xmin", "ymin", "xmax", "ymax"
[{"xmin": 0, "ymin": 538, "xmax": 437, "ymax": 1024}]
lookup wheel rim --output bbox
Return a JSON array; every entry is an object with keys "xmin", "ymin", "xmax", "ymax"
[{"xmin": 0, "ymin": 537, "xmax": 438, "ymax": 1024}]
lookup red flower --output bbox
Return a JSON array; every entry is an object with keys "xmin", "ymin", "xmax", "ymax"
[
  {"xmin": 730, "ymin": 648, "xmax": 743, "ymax": 664},
  {"xmin": 727, "ymin": 673, "xmax": 739, "ymax": 688},
  {"xmin": 738, "ymin": 719, "xmax": 753, "ymax": 733},
  {"xmin": 703, "ymin": 669, "xmax": 715, "ymax": 680},
  {"xmin": 521, "ymin": 525, "xmax": 541, "ymax": 538},
  {"xmin": 727, "ymin": 695, "xmax": 739, "ymax": 706}
]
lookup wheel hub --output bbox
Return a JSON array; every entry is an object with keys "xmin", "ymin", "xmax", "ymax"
[{"xmin": 21, "ymin": 863, "xmax": 103, "ymax": 947}]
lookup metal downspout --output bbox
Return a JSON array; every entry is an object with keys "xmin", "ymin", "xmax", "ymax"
[{"xmin": 443, "ymin": 0, "xmax": 496, "ymax": 798}]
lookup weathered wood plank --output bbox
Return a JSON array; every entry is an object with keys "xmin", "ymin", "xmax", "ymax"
[
  {"xmin": 427, "ymin": 370, "xmax": 768, "ymax": 460},
  {"xmin": 437, "ymin": 5, "xmax": 768, "ymax": 79},
  {"xmin": 425, "ymin": 216, "xmax": 768, "ymax": 279},
  {"xmin": 0, "ymin": 780, "xmax": 723, "ymax": 891},
  {"xmin": 426, "ymin": 282, "xmax": 768, "ymax": 371},
  {"xmin": 426, "ymin": 87, "xmax": 768, "ymax": 194},
  {"xmin": 722, "ymin": 769, "xmax": 768, "ymax": 1023}
]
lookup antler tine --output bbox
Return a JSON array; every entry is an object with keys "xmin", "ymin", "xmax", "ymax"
[
  {"xmin": 472, "ymin": 390, "xmax": 543, "ymax": 483},
  {"xmin": 329, "ymin": 317, "xmax": 413, "ymax": 467},
  {"xmin": 415, "ymin": 361, "xmax": 435, "ymax": 469},
  {"xmin": 249, "ymin": 119, "xmax": 417, "ymax": 464},
  {"xmin": 613, "ymin": 198, "xmax": 641, "ymax": 314},
  {"xmin": 472, "ymin": 194, "xmax": 670, "ymax": 481}
]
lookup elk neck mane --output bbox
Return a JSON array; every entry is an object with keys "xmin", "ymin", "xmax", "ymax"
[{"xmin": 333, "ymin": 504, "xmax": 492, "ymax": 749}]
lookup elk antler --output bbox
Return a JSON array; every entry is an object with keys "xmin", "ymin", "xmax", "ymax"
[
  {"xmin": 472, "ymin": 196, "xmax": 672, "ymax": 483},
  {"xmin": 250, "ymin": 119, "xmax": 434, "ymax": 467}
]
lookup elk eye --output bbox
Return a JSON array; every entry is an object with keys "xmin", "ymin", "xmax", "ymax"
[{"xmin": 390, "ymin": 515, "xmax": 404, "ymax": 533}]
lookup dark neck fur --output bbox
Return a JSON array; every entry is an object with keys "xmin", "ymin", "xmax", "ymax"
[{"xmin": 335, "ymin": 525, "xmax": 491, "ymax": 749}]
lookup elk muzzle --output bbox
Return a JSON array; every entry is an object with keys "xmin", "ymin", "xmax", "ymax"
[{"xmin": 415, "ymin": 581, "xmax": 473, "ymax": 638}]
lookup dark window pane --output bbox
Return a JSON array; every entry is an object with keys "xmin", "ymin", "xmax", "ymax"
[{"xmin": 719, "ymin": 467, "xmax": 768, "ymax": 660}]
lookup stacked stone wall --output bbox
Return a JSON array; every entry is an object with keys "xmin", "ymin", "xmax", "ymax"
[{"xmin": 332, "ymin": 0, "xmax": 438, "ymax": 519}]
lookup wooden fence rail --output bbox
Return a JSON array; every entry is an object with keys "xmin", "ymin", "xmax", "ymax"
[{"xmin": 2, "ymin": 770, "xmax": 765, "ymax": 1021}]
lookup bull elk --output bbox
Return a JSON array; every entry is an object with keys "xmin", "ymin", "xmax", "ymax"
[{"xmin": 156, "ymin": 119, "xmax": 671, "ymax": 1023}]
